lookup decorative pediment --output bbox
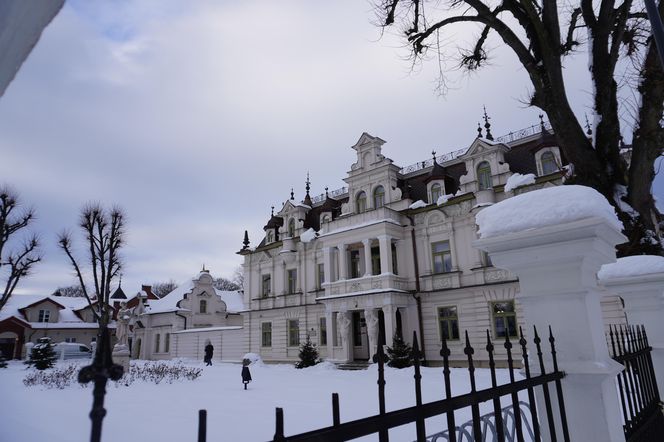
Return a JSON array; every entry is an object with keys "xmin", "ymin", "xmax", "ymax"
[
  {"xmin": 463, "ymin": 138, "xmax": 508, "ymax": 158},
  {"xmin": 258, "ymin": 251, "xmax": 272, "ymax": 263},
  {"xmin": 349, "ymin": 132, "xmax": 392, "ymax": 172},
  {"xmin": 277, "ymin": 200, "xmax": 297, "ymax": 216}
]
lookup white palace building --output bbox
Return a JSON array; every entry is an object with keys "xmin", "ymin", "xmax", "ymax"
[{"xmin": 236, "ymin": 121, "xmax": 625, "ymax": 367}]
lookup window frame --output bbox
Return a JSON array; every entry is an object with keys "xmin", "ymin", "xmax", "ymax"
[
  {"xmin": 38, "ymin": 309, "xmax": 50, "ymax": 323},
  {"xmin": 287, "ymin": 268, "xmax": 297, "ymax": 294},
  {"xmin": 317, "ymin": 263, "xmax": 325, "ymax": 288},
  {"xmin": 430, "ymin": 183, "xmax": 442, "ymax": 203},
  {"xmin": 491, "ymin": 300, "xmax": 518, "ymax": 339},
  {"xmin": 261, "ymin": 322, "xmax": 272, "ymax": 347},
  {"xmin": 154, "ymin": 334, "xmax": 160, "ymax": 353},
  {"xmin": 431, "ymin": 240, "xmax": 453, "ymax": 274},
  {"xmin": 261, "ymin": 274, "xmax": 271, "ymax": 297},
  {"xmin": 540, "ymin": 150, "xmax": 558, "ymax": 175},
  {"xmin": 349, "ymin": 249, "xmax": 361, "ymax": 279},
  {"xmin": 199, "ymin": 299, "xmax": 207, "ymax": 314},
  {"xmin": 288, "ymin": 218, "xmax": 295, "ymax": 237},
  {"xmin": 438, "ymin": 306, "xmax": 460, "ymax": 341},
  {"xmin": 477, "ymin": 161, "xmax": 492, "ymax": 190},
  {"xmin": 373, "ymin": 185, "xmax": 385, "ymax": 209},
  {"xmin": 287, "ymin": 319, "xmax": 300, "ymax": 347},
  {"xmin": 319, "ymin": 317, "xmax": 327, "ymax": 346},
  {"xmin": 164, "ymin": 333, "xmax": 170, "ymax": 353},
  {"xmin": 356, "ymin": 191, "xmax": 367, "ymax": 213}
]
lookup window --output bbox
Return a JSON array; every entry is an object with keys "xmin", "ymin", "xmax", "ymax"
[
  {"xmin": 288, "ymin": 218, "xmax": 295, "ymax": 237},
  {"xmin": 288, "ymin": 319, "xmax": 300, "ymax": 346},
  {"xmin": 540, "ymin": 151, "xmax": 558, "ymax": 175},
  {"xmin": 319, "ymin": 317, "xmax": 327, "ymax": 346},
  {"xmin": 199, "ymin": 299, "xmax": 207, "ymax": 314},
  {"xmin": 164, "ymin": 333, "xmax": 170, "ymax": 353},
  {"xmin": 321, "ymin": 214, "xmax": 331, "ymax": 224},
  {"xmin": 477, "ymin": 161, "xmax": 492, "ymax": 190},
  {"xmin": 317, "ymin": 263, "xmax": 325, "ymax": 288},
  {"xmin": 154, "ymin": 334, "xmax": 160, "ymax": 353},
  {"xmin": 349, "ymin": 249, "xmax": 361, "ymax": 279},
  {"xmin": 356, "ymin": 191, "xmax": 367, "ymax": 213},
  {"xmin": 261, "ymin": 274, "xmax": 271, "ymax": 297},
  {"xmin": 492, "ymin": 301, "xmax": 518, "ymax": 338},
  {"xmin": 38, "ymin": 309, "xmax": 50, "ymax": 323},
  {"xmin": 261, "ymin": 322, "xmax": 272, "ymax": 347},
  {"xmin": 482, "ymin": 251, "xmax": 493, "ymax": 267},
  {"xmin": 431, "ymin": 183, "xmax": 442, "ymax": 203},
  {"xmin": 266, "ymin": 230, "xmax": 274, "ymax": 243},
  {"xmin": 432, "ymin": 241, "xmax": 452, "ymax": 273},
  {"xmin": 65, "ymin": 337, "xmax": 77, "ymax": 343},
  {"xmin": 371, "ymin": 246, "xmax": 381, "ymax": 275},
  {"xmin": 373, "ymin": 186, "xmax": 385, "ymax": 208},
  {"xmin": 438, "ymin": 306, "xmax": 460, "ymax": 341},
  {"xmin": 392, "ymin": 243, "xmax": 398, "ymax": 275},
  {"xmin": 287, "ymin": 269, "xmax": 297, "ymax": 294}
]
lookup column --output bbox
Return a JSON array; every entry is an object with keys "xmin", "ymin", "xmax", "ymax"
[
  {"xmin": 322, "ymin": 247, "xmax": 332, "ymax": 284},
  {"xmin": 364, "ymin": 308, "xmax": 379, "ymax": 360},
  {"xmin": 378, "ymin": 235, "xmax": 393, "ymax": 275},
  {"xmin": 382, "ymin": 304, "xmax": 396, "ymax": 347},
  {"xmin": 325, "ymin": 310, "xmax": 334, "ymax": 359},
  {"xmin": 337, "ymin": 310, "xmax": 352, "ymax": 362},
  {"xmin": 362, "ymin": 239, "xmax": 373, "ymax": 276},
  {"xmin": 474, "ymin": 217, "xmax": 625, "ymax": 442},
  {"xmin": 599, "ymin": 259, "xmax": 664, "ymax": 395},
  {"xmin": 338, "ymin": 244, "xmax": 348, "ymax": 280}
]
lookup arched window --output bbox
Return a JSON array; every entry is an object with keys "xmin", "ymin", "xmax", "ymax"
[
  {"xmin": 430, "ymin": 183, "xmax": 442, "ymax": 203},
  {"xmin": 477, "ymin": 162, "xmax": 492, "ymax": 190},
  {"xmin": 266, "ymin": 230, "xmax": 274, "ymax": 243},
  {"xmin": 356, "ymin": 191, "xmax": 367, "ymax": 213},
  {"xmin": 540, "ymin": 151, "xmax": 558, "ymax": 175},
  {"xmin": 199, "ymin": 299, "xmax": 207, "ymax": 314},
  {"xmin": 288, "ymin": 218, "xmax": 295, "ymax": 237},
  {"xmin": 373, "ymin": 186, "xmax": 385, "ymax": 209},
  {"xmin": 321, "ymin": 215, "xmax": 330, "ymax": 224}
]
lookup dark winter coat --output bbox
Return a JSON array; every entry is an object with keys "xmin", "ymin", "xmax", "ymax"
[
  {"xmin": 204, "ymin": 344, "xmax": 213, "ymax": 360},
  {"xmin": 241, "ymin": 365, "xmax": 252, "ymax": 383}
]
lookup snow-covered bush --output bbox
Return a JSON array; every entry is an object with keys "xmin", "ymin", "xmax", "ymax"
[
  {"xmin": 23, "ymin": 364, "xmax": 81, "ymax": 389},
  {"xmin": 114, "ymin": 361, "xmax": 202, "ymax": 386},
  {"xmin": 295, "ymin": 335, "xmax": 320, "ymax": 369},
  {"xmin": 25, "ymin": 337, "xmax": 57, "ymax": 370},
  {"xmin": 242, "ymin": 352, "xmax": 264, "ymax": 366},
  {"xmin": 386, "ymin": 333, "xmax": 413, "ymax": 368}
]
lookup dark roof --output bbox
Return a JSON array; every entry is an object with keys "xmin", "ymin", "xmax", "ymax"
[
  {"xmin": 110, "ymin": 286, "xmax": 127, "ymax": 299},
  {"xmin": 263, "ymin": 215, "xmax": 284, "ymax": 230},
  {"xmin": 504, "ymin": 130, "xmax": 564, "ymax": 175}
]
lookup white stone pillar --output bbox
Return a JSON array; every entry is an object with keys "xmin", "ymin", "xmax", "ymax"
[
  {"xmin": 338, "ymin": 244, "xmax": 348, "ymax": 280},
  {"xmin": 364, "ymin": 308, "xmax": 379, "ymax": 360},
  {"xmin": 474, "ymin": 217, "xmax": 625, "ymax": 442},
  {"xmin": 378, "ymin": 235, "xmax": 393, "ymax": 275},
  {"xmin": 382, "ymin": 304, "xmax": 396, "ymax": 347},
  {"xmin": 325, "ymin": 310, "xmax": 334, "ymax": 359},
  {"xmin": 599, "ymin": 258, "xmax": 664, "ymax": 396},
  {"xmin": 362, "ymin": 239, "xmax": 373, "ymax": 276},
  {"xmin": 322, "ymin": 247, "xmax": 332, "ymax": 284}
]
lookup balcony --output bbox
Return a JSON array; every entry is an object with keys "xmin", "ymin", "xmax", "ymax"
[
  {"xmin": 321, "ymin": 273, "xmax": 414, "ymax": 299},
  {"xmin": 319, "ymin": 207, "xmax": 405, "ymax": 237}
]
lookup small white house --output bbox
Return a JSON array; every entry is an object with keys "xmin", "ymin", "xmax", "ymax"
[{"xmin": 132, "ymin": 269, "xmax": 246, "ymax": 362}]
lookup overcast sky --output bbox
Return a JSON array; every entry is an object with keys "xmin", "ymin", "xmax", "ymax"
[{"xmin": 2, "ymin": 0, "xmax": 663, "ymax": 296}]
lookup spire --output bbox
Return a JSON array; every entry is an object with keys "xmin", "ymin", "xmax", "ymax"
[
  {"xmin": 483, "ymin": 106, "xmax": 493, "ymax": 141},
  {"xmin": 290, "ymin": 188, "xmax": 294, "ymax": 200},
  {"xmin": 201, "ymin": 264, "xmax": 208, "ymax": 273},
  {"xmin": 118, "ymin": 274, "xmax": 122, "ymax": 288},
  {"xmin": 242, "ymin": 230, "xmax": 250, "ymax": 250},
  {"xmin": 325, "ymin": 186, "xmax": 329, "ymax": 198},
  {"xmin": 584, "ymin": 114, "xmax": 593, "ymax": 141},
  {"xmin": 539, "ymin": 114, "xmax": 545, "ymax": 132},
  {"xmin": 432, "ymin": 150, "xmax": 437, "ymax": 162},
  {"xmin": 303, "ymin": 172, "xmax": 312, "ymax": 206},
  {"xmin": 477, "ymin": 122, "xmax": 483, "ymax": 138},
  {"xmin": 271, "ymin": 206, "xmax": 274, "ymax": 217}
]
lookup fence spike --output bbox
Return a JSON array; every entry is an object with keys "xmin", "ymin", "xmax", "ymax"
[
  {"xmin": 519, "ymin": 326, "xmax": 540, "ymax": 441},
  {"xmin": 486, "ymin": 329, "xmax": 504, "ymax": 441},
  {"xmin": 412, "ymin": 331, "xmax": 426, "ymax": 442},
  {"xmin": 504, "ymin": 327, "xmax": 524, "ymax": 442},
  {"xmin": 273, "ymin": 408, "xmax": 285, "ymax": 442}
]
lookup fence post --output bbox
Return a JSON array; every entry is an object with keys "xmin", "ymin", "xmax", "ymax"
[
  {"xmin": 474, "ymin": 215, "xmax": 625, "ymax": 442},
  {"xmin": 598, "ymin": 256, "xmax": 664, "ymax": 396},
  {"xmin": 198, "ymin": 409, "xmax": 206, "ymax": 442}
]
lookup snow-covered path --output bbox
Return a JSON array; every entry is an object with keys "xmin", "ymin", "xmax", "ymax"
[{"xmin": 1, "ymin": 360, "xmax": 525, "ymax": 441}]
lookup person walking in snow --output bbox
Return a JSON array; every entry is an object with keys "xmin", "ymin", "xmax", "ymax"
[
  {"xmin": 204, "ymin": 343, "xmax": 213, "ymax": 366},
  {"xmin": 241, "ymin": 359, "xmax": 252, "ymax": 390}
]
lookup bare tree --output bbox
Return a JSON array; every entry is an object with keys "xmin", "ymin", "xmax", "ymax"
[
  {"xmin": 0, "ymin": 186, "xmax": 41, "ymax": 309},
  {"xmin": 375, "ymin": 0, "xmax": 663, "ymax": 256},
  {"xmin": 57, "ymin": 203, "xmax": 126, "ymax": 442},
  {"xmin": 213, "ymin": 277, "xmax": 240, "ymax": 291},
  {"xmin": 53, "ymin": 285, "xmax": 85, "ymax": 297},
  {"xmin": 232, "ymin": 265, "xmax": 244, "ymax": 291},
  {"xmin": 152, "ymin": 279, "xmax": 178, "ymax": 297}
]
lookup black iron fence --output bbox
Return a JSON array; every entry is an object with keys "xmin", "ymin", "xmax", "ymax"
[
  {"xmin": 197, "ymin": 326, "xmax": 568, "ymax": 441},
  {"xmin": 608, "ymin": 325, "xmax": 664, "ymax": 442}
]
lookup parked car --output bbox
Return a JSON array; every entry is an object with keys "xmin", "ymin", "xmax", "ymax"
[{"xmin": 53, "ymin": 342, "xmax": 92, "ymax": 360}]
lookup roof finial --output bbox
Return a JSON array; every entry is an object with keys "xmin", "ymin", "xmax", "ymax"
[
  {"xmin": 584, "ymin": 114, "xmax": 593, "ymax": 140},
  {"xmin": 539, "ymin": 114, "xmax": 545, "ymax": 131},
  {"xmin": 290, "ymin": 188, "xmax": 294, "ymax": 200},
  {"xmin": 483, "ymin": 106, "xmax": 493, "ymax": 141},
  {"xmin": 325, "ymin": 186, "xmax": 329, "ymax": 198},
  {"xmin": 477, "ymin": 122, "xmax": 483, "ymax": 138},
  {"xmin": 431, "ymin": 150, "xmax": 437, "ymax": 162},
  {"xmin": 305, "ymin": 172, "xmax": 310, "ymax": 196},
  {"xmin": 242, "ymin": 230, "xmax": 250, "ymax": 250},
  {"xmin": 202, "ymin": 264, "xmax": 207, "ymax": 272},
  {"xmin": 118, "ymin": 274, "xmax": 122, "ymax": 288},
  {"xmin": 271, "ymin": 206, "xmax": 274, "ymax": 217}
]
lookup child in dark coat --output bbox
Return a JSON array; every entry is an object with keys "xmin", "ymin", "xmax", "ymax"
[
  {"xmin": 204, "ymin": 343, "xmax": 213, "ymax": 366},
  {"xmin": 241, "ymin": 359, "xmax": 252, "ymax": 390}
]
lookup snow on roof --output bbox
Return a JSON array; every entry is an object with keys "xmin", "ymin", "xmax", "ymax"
[
  {"xmin": 0, "ymin": 294, "xmax": 96, "ymax": 328},
  {"xmin": 409, "ymin": 200, "xmax": 428, "ymax": 210},
  {"xmin": 504, "ymin": 173, "xmax": 536, "ymax": 193},
  {"xmin": 300, "ymin": 228, "xmax": 317, "ymax": 243},
  {"xmin": 598, "ymin": 255, "xmax": 664, "ymax": 281},
  {"xmin": 318, "ymin": 218, "xmax": 402, "ymax": 238},
  {"xmin": 144, "ymin": 273, "xmax": 245, "ymax": 315},
  {"xmin": 476, "ymin": 185, "xmax": 622, "ymax": 239}
]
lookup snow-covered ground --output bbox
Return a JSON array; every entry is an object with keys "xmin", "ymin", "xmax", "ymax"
[{"xmin": 1, "ymin": 359, "xmax": 526, "ymax": 441}]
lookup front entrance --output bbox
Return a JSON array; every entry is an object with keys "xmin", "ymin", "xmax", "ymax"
[
  {"xmin": 351, "ymin": 311, "xmax": 369, "ymax": 360},
  {"xmin": 0, "ymin": 337, "xmax": 16, "ymax": 359}
]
